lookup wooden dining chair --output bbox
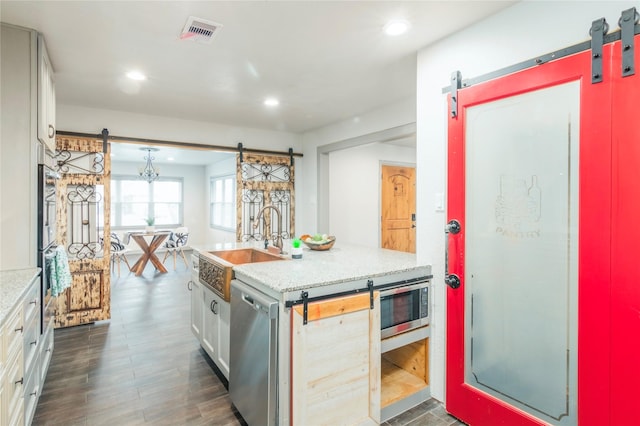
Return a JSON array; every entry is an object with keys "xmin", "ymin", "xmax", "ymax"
[{"xmin": 162, "ymin": 227, "xmax": 189, "ymax": 270}]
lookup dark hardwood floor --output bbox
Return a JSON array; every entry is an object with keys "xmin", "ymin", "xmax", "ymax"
[{"xmin": 33, "ymin": 253, "xmax": 464, "ymax": 426}]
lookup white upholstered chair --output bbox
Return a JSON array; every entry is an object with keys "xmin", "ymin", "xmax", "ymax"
[
  {"xmin": 109, "ymin": 232, "xmax": 131, "ymax": 277},
  {"xmin": 162, "ymin": 227, "xmax": 189, "ymax": 270}
]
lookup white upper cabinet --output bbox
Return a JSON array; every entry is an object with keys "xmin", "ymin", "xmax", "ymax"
[{"xmin": 37, "ymin": 34, "xmax": 56, "ymax": 153}]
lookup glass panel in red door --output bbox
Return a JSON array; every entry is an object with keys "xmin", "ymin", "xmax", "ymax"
[{"xmin": 446, "ymin": 45, "xmax": 612, "ymax": 426}]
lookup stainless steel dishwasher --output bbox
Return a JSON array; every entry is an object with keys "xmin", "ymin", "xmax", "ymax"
[{"xmin": 229, "ymin": 279, "xmax": 278, "ymax": 426}]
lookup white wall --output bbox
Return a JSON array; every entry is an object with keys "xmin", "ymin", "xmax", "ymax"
[
  {"xmin": 205, "ymin": 155, "xmax": 237, "ymax": 245},
  {"xmin": 300, "ymin": 98, "xmax": 416, "ymax": 234},
  {"xmin": 110, "ymin": 160, "xmax": 207, "ymax": 248},
  {"xmin": 329, "ymin": 142, "xmax": 415, "ymax": 247},
  {"xmin": 416, "ymin": 0, "xmax": 637, "ymax": 402},
  {"xmin": 57, "ymin": 104, "xmax": 302, "ymax": 152}
]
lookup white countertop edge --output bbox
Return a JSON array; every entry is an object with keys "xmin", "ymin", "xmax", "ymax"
[{"xmin": 0, "ymin": 268, "xmax": 41, "ymax": 328}]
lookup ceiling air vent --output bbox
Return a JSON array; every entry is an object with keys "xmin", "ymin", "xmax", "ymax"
[{"xmin": 180, "ymin": 16, "xmax": 223, "ymax": 44}]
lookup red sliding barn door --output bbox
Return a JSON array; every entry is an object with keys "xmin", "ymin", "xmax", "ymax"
[
  {"xmin": 445, "ymin": 40, "xmax": 619, "ymax": 425},
  {"xmin": 610, "ymin": 32, "xmax": 640, "ymax": 426}
]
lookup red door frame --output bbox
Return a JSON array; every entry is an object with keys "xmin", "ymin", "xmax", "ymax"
[
  {"xmin": 610, "ymin": 33, "xmax": 640, "ymax": 426},
  {"xmin": 446, "ymin": 44, "xmax": 613, "ymax": 425}
]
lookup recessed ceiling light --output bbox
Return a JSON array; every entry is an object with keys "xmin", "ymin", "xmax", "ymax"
[
  {"xmin": 126, "ymin": 70, "xmax": 147, "ymax": 81},
  {"xmin": 384, "ymin": 19, "xmax": 410, "ymax": 36},
  {"xmin": 167, "ymin": 157, "xmax": 175, "ymax": 161},
  {"xmin": 264, "ymin": 98, "xmax": 279, "ymax": 107}
]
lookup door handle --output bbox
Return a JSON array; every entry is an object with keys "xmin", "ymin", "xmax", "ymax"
[{"xmin": 445, "ymin": 220, "xmax": 461, "ymax": 289}]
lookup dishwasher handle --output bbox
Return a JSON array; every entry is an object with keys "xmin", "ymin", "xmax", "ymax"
[
  {"xmin": 233, "ymin": 280, "xmax": 278, "ymax": 319},
  {"xmin": 242, "ymin": 293, "xmax": 256, "ymax": 307}
]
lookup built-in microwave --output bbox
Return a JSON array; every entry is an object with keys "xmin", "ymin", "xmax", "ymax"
[{"xmin": 379, "ymin": 280, "xmax": 429, "ymax": 339}]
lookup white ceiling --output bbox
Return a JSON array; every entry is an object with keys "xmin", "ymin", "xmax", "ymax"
[{"xmin": 1, "ymin": 1, "xmax": 516, "ymax": 136}]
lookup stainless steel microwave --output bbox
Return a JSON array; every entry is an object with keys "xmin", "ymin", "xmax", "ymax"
[{"xmin": 380, "ymin": 280, "xmax": 429, "ymax": 339}]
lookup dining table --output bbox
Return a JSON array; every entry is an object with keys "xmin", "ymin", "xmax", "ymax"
[{"xmin": 125, "ymin": 230, "xmax": 172, "ymax": 276}]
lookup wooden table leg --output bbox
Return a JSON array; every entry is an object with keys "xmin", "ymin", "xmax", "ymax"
[{"xmin": 130, "ymin": 233, "xmax": 170, "ymax": 276}]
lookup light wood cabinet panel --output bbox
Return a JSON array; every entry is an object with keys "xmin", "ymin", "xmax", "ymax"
[{"xmin": 291, "ymin": 292, "xmax": 381, "ymax": 426}]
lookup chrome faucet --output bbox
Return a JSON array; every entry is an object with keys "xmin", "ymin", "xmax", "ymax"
[{"xmin": 253, "ymin": 205, "xmax": 283, "ymax": 253}]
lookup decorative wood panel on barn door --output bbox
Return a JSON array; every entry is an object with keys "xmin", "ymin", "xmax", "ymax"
[
  {"xmin": 237, "ymin": 152, "xmax": 295, "ymax": 243},
  {"xmin": 54, "ymin": 135, "xmax": 111, "ymax": 327},
  {"xmin": 444, "ymin": 20, "xmax": 627, "ymax": 426}
]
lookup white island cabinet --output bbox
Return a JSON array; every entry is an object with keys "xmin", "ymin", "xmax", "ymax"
[
  {"xmin": 232, "ymin": 243, "xmax": 431, "ymax": 425},
  {"xmin": 191, "ymin": 243, "xmax": 431, "ymax": 425},
  {"xmin": 189, "ymin": 254, "xmax": 230, "ymax": 380}
]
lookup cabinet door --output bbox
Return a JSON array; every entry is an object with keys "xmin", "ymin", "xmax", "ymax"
[
  {"xmin": 291, "ymin": 292, "xmax": 381, "ymax": 425},
  {"xmin": 201, "ymin": 286, "xmax": 218, "ymax": 359},
  {"xmin": 216, "ymin": 297, "xmax": 230, "ymax": 379},
  {"xmin": 37, "ymin": 35, "xmax": 55, "ymax": 153},
  {"xmin": 190, "ymin": 279, "xmax": 203, "ymax": 340}
]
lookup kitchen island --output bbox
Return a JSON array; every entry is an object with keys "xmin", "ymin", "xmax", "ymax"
[{"xmin": 192, "ymin": 242, "xmax": 432, "ymax": 425}]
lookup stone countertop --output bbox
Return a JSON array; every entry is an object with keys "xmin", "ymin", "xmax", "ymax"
[
  {"xmin": 0, "ymin": 268, "xmax": 40, "ymax": 328},
  {"xmin": 193, "ymin": 242, "xmax": 431, "ymax": 294}
]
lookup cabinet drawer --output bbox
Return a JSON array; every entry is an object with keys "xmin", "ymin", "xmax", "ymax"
[
  {"xmin": 5, "ymin": 351, "xmax": 24, "ymax": 419},
  {"xmin": 39, "ymin": 318, "xmax": 54, "ymax": 383},
  {"xmin": 22, "ymin": 281, "xmax": 39, "ymax": 325},
  {"xmin": 23, "ymin": 311, "xmax": 39, "ymax": 373},
  {"xmin": 3, "ymin": 306, "xmax": 23, "ymax": 363},
  {"xmin": 24, "ymin": 366, "xmax": 40, "ymax": 426},
  {"xmin": 7, "ymin": 400, "xmax": 24, "ymax": 426}
]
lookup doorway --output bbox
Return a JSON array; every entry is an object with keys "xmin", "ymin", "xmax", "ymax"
[
  {"xmin": 380, "ymin": 164, "xmax": 416, "ymax": 253},
  {"xmin": 317, "ymin": 123, "xmax": 416, "ymax": 246}
]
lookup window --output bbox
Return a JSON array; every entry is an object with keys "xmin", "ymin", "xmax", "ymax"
[
  {"xmin": 111, "ymin": 176, "xmax": 183, "ymax": 228},
  {"xmin": 210, "ymin": 175, "xmax": 235, "ymax": 231}
]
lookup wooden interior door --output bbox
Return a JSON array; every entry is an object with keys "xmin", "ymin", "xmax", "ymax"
[
  {"xmin": 381, "ymin": 165, "xmax": 416, "ymax": 253},
  {"xmin": 54, "ymin": 135, "xmax": 111, "ymax": 327},
  {"xmin": 446, "ymin": 40, "xmax": 612, "ymax": 426}
]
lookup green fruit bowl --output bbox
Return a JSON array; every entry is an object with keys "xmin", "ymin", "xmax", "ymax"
[{"xmin": 300, "ymin": 235, "xmax": 336, "ymax": 251}]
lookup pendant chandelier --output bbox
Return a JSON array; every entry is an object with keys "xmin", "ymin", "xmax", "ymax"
[{"xmin": 139, "ymin": 147, "xmax": 160, "ymax": 183}]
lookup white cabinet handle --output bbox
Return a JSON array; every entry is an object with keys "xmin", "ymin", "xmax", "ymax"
[{"xmin": 48, "ymin": 124, "xmax": 55, "ymax": 138}]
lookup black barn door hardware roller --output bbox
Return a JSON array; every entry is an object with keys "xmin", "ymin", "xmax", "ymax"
[
  {"xmin": 620, "ymin": 7, "xmax": 639, "ymax": 78},
  {"xmin": 590, "ymin": 17, "xmax": 608, "ymax": 83}
]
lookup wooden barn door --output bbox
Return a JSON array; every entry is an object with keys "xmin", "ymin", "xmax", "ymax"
[
  {"xmin": 54, "ymin": 134, "xmax": 111, "ymax": 327},
  {"xmin": 237, "ymin": 152, "xmax": 295, "ymax": 243}
]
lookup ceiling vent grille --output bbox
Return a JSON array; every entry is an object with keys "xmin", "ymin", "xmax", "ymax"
[{"xmin": 180, "ymin": 16, "xmax": 223, "ymax": 44}]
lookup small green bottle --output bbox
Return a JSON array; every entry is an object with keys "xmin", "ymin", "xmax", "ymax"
[{"xmin": 292, "ymin": 238, "xmax": 303, "ymax": 259}]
